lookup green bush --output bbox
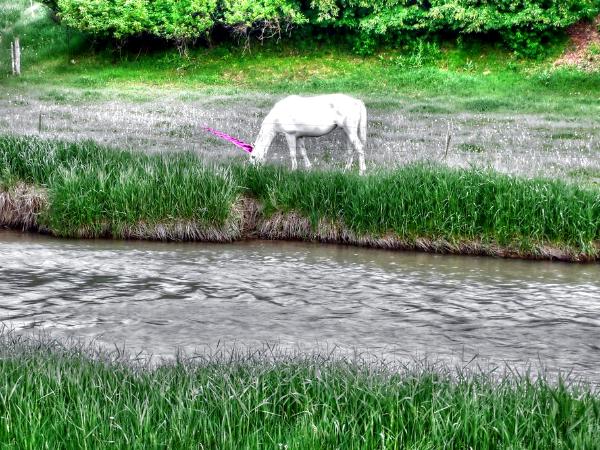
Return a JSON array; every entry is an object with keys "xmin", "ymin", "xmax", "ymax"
[
  {"xmin": 148, "ymin": 0, "xmax": 217, "ymax": 46},
  {"xmin": 39, "ymin": 0, "xmax": 600, "ymax": 55}
]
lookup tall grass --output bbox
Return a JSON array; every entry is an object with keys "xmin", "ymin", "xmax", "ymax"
[
  {"xmin": 236, "ymin": 164, "xmax": 600, "ymax": 250},
  {"xmin": 1, "ymin": 134, "xmax": 599, "ymax": 254},
  {"xmin": 1, "ymin": 331, "xmax": 599, "ymax": 449},
  {"xmin": 0, "ymin": 135, "xmax": 238, "ymax": 237}
]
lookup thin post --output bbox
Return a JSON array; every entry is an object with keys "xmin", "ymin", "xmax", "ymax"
[
  {"xmin": 14, "ymin": 37, "xmax": 21, "ymax": 76},
  {"xmin": 11, "ymin": 41, "xmax": 15, "ymax": 75},
  {"xmin": 443, "ymin": 121, "xmax": 452, "ymax": 160},
  {"xmin": 38, "ymin": 111, "xmax": 42, "ymax": 133}
]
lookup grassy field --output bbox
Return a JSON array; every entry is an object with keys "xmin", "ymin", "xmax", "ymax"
[
  {"xmin": 1, "ymin": 330, "xmax": 599, "ymax": 449},
  {"xmin": 1, "ymin": 135, "xmax": 599, "ymax": 260},
  {"xmin": 1, "ymin": 1, "xmax": 599, "ymax": 115}
]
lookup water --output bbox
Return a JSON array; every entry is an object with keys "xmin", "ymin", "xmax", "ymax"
[{"xmin": 1, "ymin": 230, "xmax": 599, "ymax": 379}]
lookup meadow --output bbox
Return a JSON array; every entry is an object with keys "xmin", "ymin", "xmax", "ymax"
[{"xmin": 1, "ymin": 2, "xmax": 599, "ymax": 188}]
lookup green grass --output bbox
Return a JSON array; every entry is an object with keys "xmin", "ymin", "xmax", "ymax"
[
  {"xmin": 12, "ymin": 49, "xmax": 600, "ymax": 117},
  {"xmin": 1, "ymin": 331, "xmax": 599, "ymax": 449},
  {"xmin": 0, "ymin": 0, "xmax": 86, "ymax": 69},
  {"xmin": 237, "ymin": 164, "xmax": 600, "ymax": 251},
  {"xmin": 2, "ymin": 134, "xmax": 600, "ymax": 254},
  {"xmin": 458, "ymin": 143, "xmax": 486, "ymax": 153},
  {"xmin": 1, "ymin": 2, "xmax": 600, "ymax": 118},
  {"xmin": 0, "ymin": 135, "xmax": 238, "ymax": 236}
]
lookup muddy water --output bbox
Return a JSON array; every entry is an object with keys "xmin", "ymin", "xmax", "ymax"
[{"xmin": 1, "ymin": 230, "xmax": 599, "ymax": 379}]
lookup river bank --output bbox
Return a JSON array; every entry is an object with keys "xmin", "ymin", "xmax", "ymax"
[{"xmin": 1, "ymin": 135, "xmax": 599, "ymax": 262}]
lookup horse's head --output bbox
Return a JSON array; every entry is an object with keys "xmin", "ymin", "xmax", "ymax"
[
  {"xmin": 249, "ymin": 147, "xmax": 259, "ymax": 165},
  {"xmin": 249, "ymin": 145, "xmax": 264, "ymax": 166},
  {"xmin": 248, "ymin": 130, "xmax": 273, "ymax": 165}
]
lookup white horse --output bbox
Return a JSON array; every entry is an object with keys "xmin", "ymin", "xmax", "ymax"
[{"xmin": 250, "ymin": 94, "xmax": 367, "ymax": 175}]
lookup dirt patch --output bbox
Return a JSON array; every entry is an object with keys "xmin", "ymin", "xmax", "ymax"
[
  {"xmin": 0, "ymin": 183, "xmax": 47, "ymax": 231},
  {"xmin": 555, "ymin": 16, "xmax": 600, "ymax": 71}
]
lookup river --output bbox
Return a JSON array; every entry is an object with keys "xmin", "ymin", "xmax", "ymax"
[{"xmin": 1, "ymin": 230, "xmax": 599, "ymax": 380}]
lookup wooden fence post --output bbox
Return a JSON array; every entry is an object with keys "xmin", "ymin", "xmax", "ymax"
[
  {"xmin": 14, "ymin": 37, "xmax": 21, "ymax": 76},
  {"xmin": 11, "ymin": 41, "xmax": 15, "ymax": 75}
]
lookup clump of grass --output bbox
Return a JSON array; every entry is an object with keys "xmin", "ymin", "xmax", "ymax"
[
  {"xmin": 551, "ymin": 131, "xmax": 583, "ymax": 140},
  {"xmin": 408, "ymin": 103, "xmax": 451, "ymax": 114},
  {"xmin": 1, "ymin": 330, "xmax": 599, "ymax": 449},
  {"xmin": 235, "ymin": 163, "xmax": 600, "ymax": 253},
  {"xmin": 0, "ymin": 134, "xmax": 239, "ymax": 237},
  {"xmin": 459, "ymin": 143, "xmax": 486, "ymax": 153},
  {"xmin": 462, "ymin": 98, "xmax": 511, "ymax": 113}
]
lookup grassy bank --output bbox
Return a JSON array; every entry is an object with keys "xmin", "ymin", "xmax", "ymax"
[
  {"xmin": 1, "ymin": 135, "xmax": 599, "ymax": 260},
  {"xmin": 1, "ymin": 331, "xmax": 599, "ymax": 449}
]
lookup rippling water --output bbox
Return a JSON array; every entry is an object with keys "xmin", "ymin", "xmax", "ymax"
[{"xmin": 1, "ymin": 230, "xmax": 599, "ymax": 379}]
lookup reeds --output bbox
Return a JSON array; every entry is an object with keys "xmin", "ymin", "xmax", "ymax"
[
  {"xmin": 0, "ymin": 135, "xmax": 239, "ymax": 238},
  {"xmin": 237, "ymin": 164, "xmax": 600, "ymax": 259}
]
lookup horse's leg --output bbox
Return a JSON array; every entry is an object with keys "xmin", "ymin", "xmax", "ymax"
[
  {"xmin": 343, "ymin": 125, "xmax": 366, "ymax": 175},
  {"xmin": 298, "ymin": 138, "xmax": 312, "ymax": 169},
  {"xmin": 285, "ymin": 134, "xmax": 298, "ymax": 170},
  {"xmin": 344, "ymin": 133, "xmax": 354, "ymax": 171}
]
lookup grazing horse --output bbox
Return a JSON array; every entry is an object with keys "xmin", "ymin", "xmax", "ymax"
[{"xmin": 250, "ymin": 94, "xmax": 367, "ymax": 175}]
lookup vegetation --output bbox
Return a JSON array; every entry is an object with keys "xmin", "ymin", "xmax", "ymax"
[
  {"xmin": 0, "ymin": 135, "xmax": 237, "ymax": 237},
  {"xmin": 0, "ymin": 0, "xmax": 87, "ymax": 68},
  {"xmin": 1, "ymin": 135, "xmax": 599, "ymax": 258},
  {"xmin": 2, "ymin": 1, "xmax": 599, "ymax": 121},
  {"xmin": 237, "ymin": 163, "xmax": 600, "ymax": 252},
  {"xmin": 1, "ymin": 330, "xmax": 599, "ymax": 449},
  {"xmin": 38, "ymin": 0, "xmax": 600, "ymax": 57}
]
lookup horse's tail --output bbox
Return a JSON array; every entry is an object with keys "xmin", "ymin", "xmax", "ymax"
[{"xmin": 358, "ymin": 100, "xmax": 367, "ymax": 146}]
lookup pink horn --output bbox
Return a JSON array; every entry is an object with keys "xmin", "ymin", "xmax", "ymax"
[{"xmin": 202, "ymin": 126, "xmax": 253, "ymax": 153}]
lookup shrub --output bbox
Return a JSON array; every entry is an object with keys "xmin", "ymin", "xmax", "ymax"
[{"xmin": 40, "ymin": 0, "xmax": 600, "ymax": 56}]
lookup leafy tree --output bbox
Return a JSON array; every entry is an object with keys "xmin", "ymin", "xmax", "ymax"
[
  {"xmin": 56, "ymin": 0, "xmax": 149, "ymax": 39},
  {"xmin": 220, "ymin": 0, "xmax": 307, "ymax": 41}
]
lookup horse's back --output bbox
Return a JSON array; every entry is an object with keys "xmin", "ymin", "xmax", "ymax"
[
  {"xmin": 266, "ymin": 93, "xmax": 365, "ymax": 136},
  {"xmin": 273, "ymin": 94, "xmax": 363, "ymax": 117}
]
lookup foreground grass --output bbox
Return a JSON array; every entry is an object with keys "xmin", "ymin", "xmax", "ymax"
[
  {"xmin": 1, "ymin": 134, "xmax": 599, "ymax": 257},
  {"xmin": 1, "ymin": 331, "xmax": 599, "ymax": 449}
]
